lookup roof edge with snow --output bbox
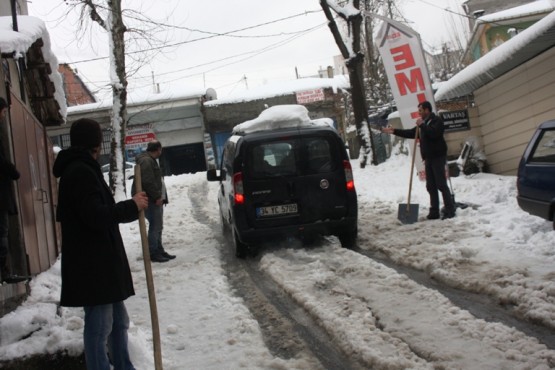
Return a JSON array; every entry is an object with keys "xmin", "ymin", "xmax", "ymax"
[{"xmin": 436, "ymin": 10, "xmax": 555, "ymax": 101}]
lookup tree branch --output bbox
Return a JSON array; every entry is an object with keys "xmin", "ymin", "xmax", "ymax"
[
  {"xmin": 83, "ymin": 0, "xmax": 107, "ymax": 30},
  {"xmin": 320, "ymin": 0, "xmax": 350, "ymax": 58}
]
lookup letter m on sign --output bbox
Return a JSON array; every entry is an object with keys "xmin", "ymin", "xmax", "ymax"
[{"xmin": 395, "ymin": 68, "xmax": 425, "ymax": 96}]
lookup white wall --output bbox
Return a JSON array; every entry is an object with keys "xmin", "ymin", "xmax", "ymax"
[{"xmin": 474, "ymin": 47, "xmax": 555, "ymax": 175}]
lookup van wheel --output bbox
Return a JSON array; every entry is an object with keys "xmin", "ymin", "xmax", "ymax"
[
  {"xmin": 338, "ymin": 229, "xmax": 357, "ymax": 249},
  {"xmin": 232, "ymin": 228, "xmax": 249, "ymax": 259}
]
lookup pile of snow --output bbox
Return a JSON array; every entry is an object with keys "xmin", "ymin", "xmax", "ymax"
[
  {"xmin": 233, "ymin": 104, "xmax": 332, "ymax": 134},
  {"xmin": 0, "ymin": 16, "xmax": 67, "ymax": 118}
]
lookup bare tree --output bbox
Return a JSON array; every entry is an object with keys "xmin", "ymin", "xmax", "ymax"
[
  {"xmin": 63, "ymin": 0, "xmax": 127, "ymax": 199},
  {"xmin": 360, "ymin": 0, "xmax": 394, "ymax": 108},
  {"xmin": 320, "ymin": 0, "xmax": 377, "ymax": 167},
  {"xmin": 65, "ymin": 1, "xmax": 166, "ymax": 199}
]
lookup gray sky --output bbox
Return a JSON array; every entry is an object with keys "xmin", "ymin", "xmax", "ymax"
[{"xmin": 27, "ymin": 0, "xmax": 467, "ymax": 99}]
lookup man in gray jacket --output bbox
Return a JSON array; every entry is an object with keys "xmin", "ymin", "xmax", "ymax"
[{"xmin": 132, "ymin": 140, "xmax": 176, "ymax": 262}]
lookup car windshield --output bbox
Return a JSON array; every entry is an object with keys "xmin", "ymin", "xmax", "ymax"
[{"xmin": 529, "ymin": 129, "xmax": 555, "ymax": 163}]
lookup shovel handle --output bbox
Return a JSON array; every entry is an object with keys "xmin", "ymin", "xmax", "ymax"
[
  {"xmin": 406, "ymin": 127, "xmax": 419, "ymax": 210},
  {"xmin": 135, "ymin": 165, "xmax": 164, "ymax": 370}
]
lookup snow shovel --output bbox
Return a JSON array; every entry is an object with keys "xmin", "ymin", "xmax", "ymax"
[
  {"xmin": 398, "ymin": 127, "xmax": 420, "ymax": 224},
  {"xmin": 135, "ymin": 165, "xmax": 164, "ymax": 370}
]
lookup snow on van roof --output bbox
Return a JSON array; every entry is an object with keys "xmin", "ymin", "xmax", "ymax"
[{"xmin": 233, "ymin": 105, "xmax": 332, "ymax": 134}]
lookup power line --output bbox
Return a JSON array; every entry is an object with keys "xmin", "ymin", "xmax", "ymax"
[
  {"xmin": 129, "ymin": 22, "xmax": 327, "ymax": 91},
  {"xmin": 124, "ymin": 9, "xmax": 323, "ymax": 38},
  {"xmin": 68, "ymin": 9, "xmax": 324, "ymax": 65}
]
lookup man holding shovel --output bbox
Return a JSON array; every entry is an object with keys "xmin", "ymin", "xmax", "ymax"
[
  {"xmin": 54, "ymin": 119, "xmax": 149, "ymax": 370},
  {"xmin": 382, "ymin": 101, "xmax": 456, "ymax": 220}
]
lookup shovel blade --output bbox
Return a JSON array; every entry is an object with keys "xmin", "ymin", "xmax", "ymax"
[{"xmin": 398, "ymin": 203, "xmax": 419, "ymax": 224}]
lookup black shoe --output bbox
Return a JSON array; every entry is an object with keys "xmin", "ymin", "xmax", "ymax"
[
  {"xmin": 150, "ymin": 253, "xmax": 170, "ymax": 263},
  {"xmin": 426, "ymin": 212, "xmax": 440, "ymax": 220},
  {"xmin": 442, "ymin": 210, "xmax": 456, "ymax": 220},
  {"xmin": 161, "ymin": 251, "xmax": 176, "ymax": 260}
]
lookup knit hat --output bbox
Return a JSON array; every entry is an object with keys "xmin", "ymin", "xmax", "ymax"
[{"xmin": 70, "ymin": 118, "xmax": 103, "ymax": 150}]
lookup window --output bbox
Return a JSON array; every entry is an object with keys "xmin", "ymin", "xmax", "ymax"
[
  {"xmin": 306, "ymin": 138, "xmax": 334, "ymax": 173},
  {"xmin": 250, "ymin": 141, "xmax": 297, "ymax": 178},
  {"xmin": 530, "ymin": 129, "xmax": 555, "ymax": 163}
]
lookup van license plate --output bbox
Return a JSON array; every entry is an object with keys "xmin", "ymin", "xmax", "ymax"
[{"xmin": 256, "ymin": 203, "xmax": 298, "ymax": 217}]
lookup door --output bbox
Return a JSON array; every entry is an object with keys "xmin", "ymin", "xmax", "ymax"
[{"xmin": 9, "ymin": 93, "xmax": 58, "ymax": 274}]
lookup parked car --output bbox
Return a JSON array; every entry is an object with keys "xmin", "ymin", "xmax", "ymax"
[
  {"xmin": 101, "ymin": 161, "xmax": 136, "ymax": 183},
  {"xmin": 207, "ymin": 105, "xmax": 358, "ymax": 258},
  {"xmin": 517, "ymin": 119, "xmax": 555, "ymax": 229}
]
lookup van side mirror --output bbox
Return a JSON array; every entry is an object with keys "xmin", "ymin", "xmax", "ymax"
[{"xmin": 207, "ymin": 168, "xmax": 221, "ymax": 181}]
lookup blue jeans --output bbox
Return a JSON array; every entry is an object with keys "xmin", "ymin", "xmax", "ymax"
[
  {"xmin": 83, "ymin": 302, "xmax": 135, "ymax": 370},
  {"xmin": 145, "ymin": 200, "xmax": 164, "ymax": 256}
]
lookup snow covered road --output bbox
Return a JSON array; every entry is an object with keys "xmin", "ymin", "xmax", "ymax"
[{"xmin": 2, "ymin": 154, "xmax": 555, "ymax": 370}]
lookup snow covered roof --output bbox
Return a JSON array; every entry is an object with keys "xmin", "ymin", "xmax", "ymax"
[
  {"xmin": 435, "ymin": 10, "xmax": 555, "ymax": 101},
  {"xmin": 479, "ymin": 0, "xmax": 555, "ymax": 23},
  {"xmin": 232, "ymin": 104, "xmax": 332, "ymax": 134},
  {"xmin": 204, "ymin": 76, "xmax": 350, "ymax": 107},
  {"xmin": 67, "ymin": 85, "xmax": 207, "ymax": 115},
  {"xmin": 0, "ymin": 16, "xmax": 66, "ymax": 124}
]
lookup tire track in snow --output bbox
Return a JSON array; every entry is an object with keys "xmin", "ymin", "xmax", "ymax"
[
  {"xmin": 258, "ymin": 244, "xmax": 555, "ymax": 369},
  {"xmin": 187, "ymin": 181, "xmax": 360, "ymax": 370}
]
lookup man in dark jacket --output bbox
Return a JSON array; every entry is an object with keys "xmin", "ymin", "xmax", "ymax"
[
  {"xmin": 0, "ymin": 97, "xmax": 20, "ymax": 283},
  {"xmin": 53, "ymin": 118, "xmax": 148, "ymax": 370},
  {"xmin": 383, "ymin": 101, "xmax": 455, "ymax": 220},
  {"xmin": 132, "ymin": 140, "xmax": 175, "ymax": 262}
]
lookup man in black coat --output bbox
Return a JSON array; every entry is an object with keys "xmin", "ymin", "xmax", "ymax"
[
  {"xmin": 0, "ymin": 97, "xmax": 20, "ymax": 283},
  {"xmin": 53, "ymin": 118, "xmax": 148, "ymax": 370},
  {"xmin": 383, "ymin": 101, "xmax": 455, "ymax": 220}
]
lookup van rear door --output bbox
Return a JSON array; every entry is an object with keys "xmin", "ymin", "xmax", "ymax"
[
  {"xmin": 296, "ymin": 134, "xmax": 350, "ymax": 223},
  {"xmin": 242, "ymin": 132, "xmax": 349, "ymax": 229}
]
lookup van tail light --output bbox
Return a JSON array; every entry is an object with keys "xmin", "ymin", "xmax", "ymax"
[
  {"xmin": 343, "ymin": 160, "xmax": 355, "ymax": 192},
  {"xmin": 233, "ymin": 172, "xmax": 245, "ymax": 205}
]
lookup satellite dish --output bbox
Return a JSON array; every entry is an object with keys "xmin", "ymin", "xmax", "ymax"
[{"xmin": 205, "ymin": 88, "xmax": 217, "ymax": 101}]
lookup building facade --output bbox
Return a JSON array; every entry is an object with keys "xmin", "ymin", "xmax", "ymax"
[{"xmin": 436, "ymin": 3, "xmax": 555, "ymax": 175}]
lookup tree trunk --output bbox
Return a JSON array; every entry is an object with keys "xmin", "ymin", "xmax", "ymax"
[
  {"xmin": 107, "ymin": 0, "xmax": 128, "ymax": 200},
  {"xmin": 320, "ymin": 0, "xmax": 377, "ymax": 167}
]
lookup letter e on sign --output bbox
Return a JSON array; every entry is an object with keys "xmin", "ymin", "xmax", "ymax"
[{"xmin": 391, "ymin": 44, "xmax": 415, "ymax": 71}]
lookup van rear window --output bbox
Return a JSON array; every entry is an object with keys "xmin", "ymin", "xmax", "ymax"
[
  {"xmin": 248, "ymin": 137, "xmax": 335, "ymax": 178},
  {"xmin": 530, "ymin": 129, "xmax": 555, "ymax": 163},
  {"xmin": 305, "ymin": 138, "xmax": 334, "ymax": 174},
  {"xmin": 250, "ymin": 141, "xmax": 297, "ymax": 178}
]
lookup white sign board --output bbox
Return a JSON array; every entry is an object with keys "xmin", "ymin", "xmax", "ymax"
[
  {"xmin": 296, "ymin": 88, "xmax": 325, "ymax": 104},
  {"xmin": 374, "ymin": 15, "xmax": 436, "ymax": 179}
]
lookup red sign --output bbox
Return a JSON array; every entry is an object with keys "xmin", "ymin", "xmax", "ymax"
[{"xmin": 125, "ymin": 132, "xmax": 156, "ymax": 145}]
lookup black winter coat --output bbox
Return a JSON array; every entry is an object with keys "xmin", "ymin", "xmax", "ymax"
[
  {"xmin": 393, "ymin": 113, "xmax": 448, "ymax": 160},
  {"xmin": 0, "ymin": 137, "xmax": 20, "ymax": 214},
  {"xmin": 53, "ymin": 148, "xmax": 138, "ymax": 307}
]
